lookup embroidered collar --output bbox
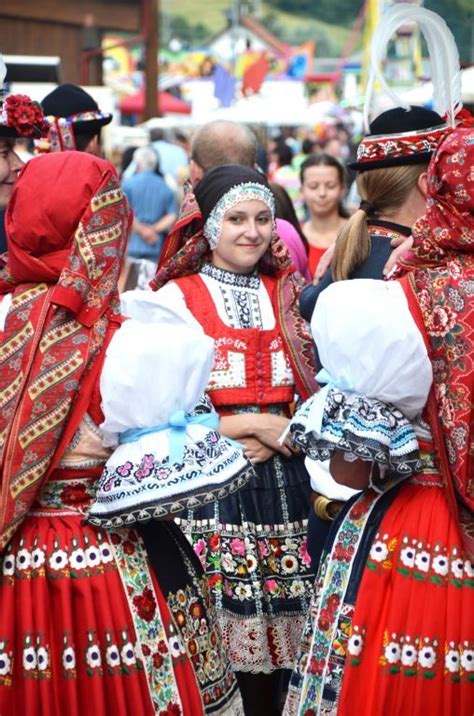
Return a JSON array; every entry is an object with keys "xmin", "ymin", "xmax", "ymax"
[
  {"xmin": 201, "ymin": 263, "xmax": 260, "ymax": 289},
  {"xmin": 368, "ymin": 220, "xmax": 412, "ymax": 237}
]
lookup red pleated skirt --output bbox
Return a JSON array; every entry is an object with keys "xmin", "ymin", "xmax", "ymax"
[
  {"xmin": 0, "ymin": 506, "xmax": 204, "ymax": 715},
  {"xmin": 338, "ymin": 482, "xmax": 474, "ymax": 716}
]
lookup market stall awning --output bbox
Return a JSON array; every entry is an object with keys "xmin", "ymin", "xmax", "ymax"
[{"xmin": 119, "ymin": 89, "xmax": 191, "ymax": 115}]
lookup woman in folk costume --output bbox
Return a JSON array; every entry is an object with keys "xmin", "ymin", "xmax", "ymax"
[
  {"xmin": 281, "ymin": 15, "xmax": 474, "ymax": 716},
  {"xmin": 0, "ymin": 151, "xmax": 243, "ymax": 715},
  {"xmin": 284, "ymin": 123, "xmax": 474, "ymax": 716},
  {"xmin": 125, "ymin": 164, "xmax": 319, "ymax": 714},
  {"xmin": 298, "ymin": 3, "xmax": 468, "ymax": 574}
]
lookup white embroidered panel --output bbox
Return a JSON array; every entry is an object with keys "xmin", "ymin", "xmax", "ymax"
[
  {"xmin": 271, "ymin": 350, "xmax": 294, "ymax": 387},
  {"xmin": 208, "ymin": 351, "xmax": 246, "ymax": 390}
]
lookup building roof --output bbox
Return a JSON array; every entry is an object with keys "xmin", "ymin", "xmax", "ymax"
[{"xmin": 239, "ymin": 16, "xmax": 290, "ymax": 57}]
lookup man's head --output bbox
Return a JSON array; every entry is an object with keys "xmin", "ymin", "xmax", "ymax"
[
  {"xmin": 133, "ymin": 146, "xmax": 158, "ymax": 173},
  {"xmin": 190, "ymin": 120, "xmax": 257, "ymax": 186},
  {"xmin": 40, "ymin": 83, "xmax": 112, "ymax": 155}
]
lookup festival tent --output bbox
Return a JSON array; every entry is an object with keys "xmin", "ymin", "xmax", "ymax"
[{"xmin": 119, "ymin": 89, "xmax": 192, "ymax": 116}]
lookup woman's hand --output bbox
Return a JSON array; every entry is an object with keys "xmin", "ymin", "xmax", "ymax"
[
  {"xmin": 219, "ymin": 413, "xmax": 297, "ymax": 459},
  {"xmin": 383, "ymin": 235, "xmax": 413, "ymax": 277},
  {"xmin": 240, "ymin": 437, "xmax": 276, "ymax": 463},
  {"xmin": 250, "ymin": 414, "xmax": 295, "ymax": 457}
]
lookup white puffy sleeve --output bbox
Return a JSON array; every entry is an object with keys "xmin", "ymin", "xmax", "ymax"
[
  {"xmin": 100, "ymin": 318, "xmax": 214, "ymax": 447},
  {"xmin": 120, "ymin": 283, "xmax": 202, "ymax": 331},
  {"xmin": 312, "ymin": 279, "xmax": 432, "ymax": 418}
]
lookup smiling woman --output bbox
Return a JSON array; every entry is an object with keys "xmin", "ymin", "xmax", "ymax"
[{"xmin": 122, "ymin": 164, "xmax": 320, "ymax": 715}]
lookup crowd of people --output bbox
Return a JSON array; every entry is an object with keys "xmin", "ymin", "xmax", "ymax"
[{"xmin": 0, "ymin": 6, "xmax": 472, "ymax": 715}]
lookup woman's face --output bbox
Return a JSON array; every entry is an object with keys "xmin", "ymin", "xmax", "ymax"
[
  {"xmin": 302, "ymin": 164, "xmax": 344, "ymax": 219},
  {"xmin": 211, "ymin": 199, "xmax": 273, "ymax": 274},
  {"xmin": 0, "ymin": 139, "xmax": 24, "ymax": 209}
]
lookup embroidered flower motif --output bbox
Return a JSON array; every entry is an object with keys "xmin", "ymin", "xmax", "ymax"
[
  {"xmin": 281, "ymin": 554, "xmax": 298, "ymax": 574},
  {"xmin": 122, "ymin": 540, "xmax": 136, "ymax": 556},
  {"xmin": 264, "ymin": 578, "xmax": 279, "ymax": 594},
  {"xmin": 37, "ymin": 646, "xmax": 49, "ymax": 671},
  {"xmin": 99, "ymin": 542, "xmax": 114, "ymax": 564},
  {"xmin": 229, "ymin": 538, "xmax": 246, "ymax": 556},
  {"xmin": 132, "ymin": 586, "xmax": 156, "ymax": 622},
  {"xmin": 2, "ymin": 554, "xmax": 15, "ymax": 576},
  {"xmin": 451, "ymin": 558, "xmax": 464, "ymax": 579},
  {"xmin": 62, "ymin": 647, "xmax": 76, "ymax": 670},
  {"xmin": 460, "ymin": 648, "xmax": 474, "ymax": 672},
  {"xmin": 400, "ymin": 546, "xmax": 416, "ymax": 568},
  {"xmin": 121, "ymin": 642, "xmax": 136, "ymax": 666},
  {"xmin": 464, "ymin": 560, "xmax": 474, "ymax": 578},
  {"xmin": 31, "ymin": 548, "xmax": 45, "ymax": 569},
  {"xmin": 0, "ymin": 652, "xmax": 11, "ymax": 675},
  {"xmin": 415, "ymin": 550, "xmax": 430, "ymax": 573},
  {"xmin": 245, "ymin": 554, "xmax": 258, "ymax": 573},
  {"xmin": 298, "ymin": 541, "xmax": 311, "ymax": 567},
  {"xmin": 16, "ymin": 548, "xmax": 31, "ymax": 571},
  {"xmin": 86, "ymin": 644, "xmax": 102, "ymax": 668},
  {"xmin": 370, "ymin": 540, "xmax": 388, "ymax": 562},
  {"xmin": 347, "ymin": 634, "xmax": 363, "ymax": 656},
  {"xmin": 158, "ymin": 701, "xmax": 182, "ymax": 716},
  {"xmin": 23, "ymin": 646, "xmax": 37, "ymax": 671},
  {"xmin": 209, "ymin": 533, "xmax": 220, "ymax": 551},
  {"xmin": 116, "ymin": 461, "xmax": 133, "ymax": 477},
  {"xmin": 384, "ymin": 642, "xmax": 401, "ymax": 664},
  {"xmin": 281, "ymin": 537, "xmax": 298, "ymax": 552},
  {"xmin": 152, "ymin": 652, "xmax": 164, "ymax": 669},
  {"xmin": 418, "ymin": 645, "xmax": 437, "ymax": 669},
  {"xmin": 69, "ymin": 548, "xmax": 87, "ymax": 570},
  {"xmin": 235, "ymin": 584, "xmax": 253, "ymax": 601},
  {"xmin": 401, "ymin": 644, "xmax": 417, "ymax": 667},
  {"xmin": 290, "ymin": 580, "xmax": 306, "ymax": 597},
  {"xmin": 194, "ymin": 539, "xmax": 208, "ymax": 567},
  {"xmin": 432, "ymin": 554, "xmax": 449, "ymax": 576},
  {"xmin": 105, "ymin": 644, "xmax": 120, "ymax": 667},
  {"xmin": 85, "ymin": 545, "xmax": 101, "ymax": 568},
  {"xmin": 221, "ymin": 552, "xmax": 236, "ymax": 572},
  {"xmin": 49, "ymin": 549, "xmax": 68, "ymax": 570},
  {"xmin": 445, "ymin": 648, "xmax": 460, "ymax": 673},
  {"xmin": 168, "ymin": 636, "xmax": 182, "ymax": 659}
]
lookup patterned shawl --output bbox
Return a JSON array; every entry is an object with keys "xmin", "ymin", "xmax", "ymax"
[
  {"xmin": 151, "ymin": 182, "xmax": 318, "ymax": 400},
  {"xmin": 398, "ymin": 127, "xmax": 474, "ymax": 549},
  {"xmin": 0, "ymin": 152, "xmax": 132, "ymax": 550}
]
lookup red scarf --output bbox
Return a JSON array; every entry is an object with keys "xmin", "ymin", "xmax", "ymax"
[
  {"xmin": 151, "ymin": 183, "xmax": 318, "ymax": 400},
  {"xmin": 398, "ymin": 127, "xmax": 474, "ymax": 551},
  {"xmin": 0, "ymin": 152, "xmax": 132, "ymax": 550}
]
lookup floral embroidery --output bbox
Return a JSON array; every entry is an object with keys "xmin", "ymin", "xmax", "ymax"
[{"xmin": 108, "ymin": 529, "xmax": 182, "ymax": 713}]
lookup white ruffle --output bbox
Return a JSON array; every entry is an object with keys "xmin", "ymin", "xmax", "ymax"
[{"xmin": 312, "ymin": 280, "xmax": 432, "ymax": 419}]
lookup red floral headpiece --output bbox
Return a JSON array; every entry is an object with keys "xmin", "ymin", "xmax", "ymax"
[{"xmin": 1, "ymin": 94, "xmax": 48, "ymax": 138}]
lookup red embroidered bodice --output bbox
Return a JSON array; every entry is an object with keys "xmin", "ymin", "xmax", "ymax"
[{"xmin": 174, "ymin": 274, "xmax": 295, "ymax": 412}]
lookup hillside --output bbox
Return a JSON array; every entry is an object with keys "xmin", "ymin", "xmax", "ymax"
[
  {"xmin": 164, "ymin": 0, "xmax": 473, "ymax": 61},
  {"xmin": 163, "ymin": 0, "xmax": 352, "ymax": 58}
]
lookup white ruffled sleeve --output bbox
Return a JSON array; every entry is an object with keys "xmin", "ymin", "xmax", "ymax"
[
  {"xmin": 312, "ymin": 279, "xmax": 432, "ymax": 418},
  {"xmin": 120, "ymin": 283, "xmax": 201, "ymax": 330},
  {"xmin": 100, "ymin": 319, "xmax": 214, "ymax": 447}
]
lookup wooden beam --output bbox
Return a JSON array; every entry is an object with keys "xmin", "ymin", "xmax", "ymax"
[
  {"xmin": 0, "ymin": 1, "xmax": 140, "ymax": 32},
  {"xmin": 143, "ymin": 0, "xmax": 159, "ymax": 120}
]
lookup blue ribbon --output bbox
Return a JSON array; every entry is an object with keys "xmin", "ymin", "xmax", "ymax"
[{"xmin": 119, "ymin": 410, "xmax": 220, "ymax": 465}]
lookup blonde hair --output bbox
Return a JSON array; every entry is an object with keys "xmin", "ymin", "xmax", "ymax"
[{"xmin": 332, "ymin": 164, "xmax": 426, "ymax": 281}]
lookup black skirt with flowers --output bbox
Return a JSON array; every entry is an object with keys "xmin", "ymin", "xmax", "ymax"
[{"xmin": 176, "ymin": 452, "xmax": 315, "ymax": 674}]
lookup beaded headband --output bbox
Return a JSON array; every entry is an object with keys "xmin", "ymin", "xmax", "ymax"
[
  {"xmin": 355, "ymin": 122, "xmax": 451, "ymax": 168},
  {"xmin": 203, "ymin": 182, "xmax": 276, "ymax": 250}
]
